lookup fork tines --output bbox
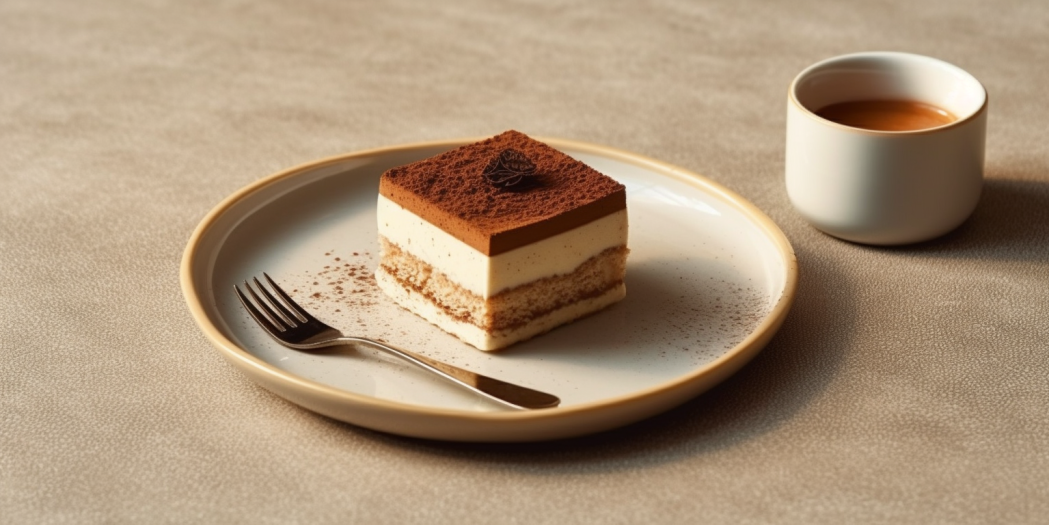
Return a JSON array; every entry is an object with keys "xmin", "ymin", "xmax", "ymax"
[{"xmin": 234, "ymin": 273, "xmax": 309, "ymax": 333}]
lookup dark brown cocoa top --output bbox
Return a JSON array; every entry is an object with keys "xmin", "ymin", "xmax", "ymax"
[{"xmin": 379, "ymin": 130, "xmax": 626, "ymax": 256}]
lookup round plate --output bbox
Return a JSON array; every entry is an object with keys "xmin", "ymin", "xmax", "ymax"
[{"xmin": 180, "ymin": 137, "xmax": 797, "ymax": 442}]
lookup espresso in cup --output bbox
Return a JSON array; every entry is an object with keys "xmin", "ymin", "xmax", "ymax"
[
  {"xmin": 815, "ymin": 99, "xmax": 957, "ymax": 131},
  {"xmin": 785, "ymin": 52, "xmax": 987, "ymax": 245}
]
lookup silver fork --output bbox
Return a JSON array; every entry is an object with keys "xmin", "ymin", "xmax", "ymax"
[{"xmin": 234, "ymin": 273, "xmax": 560, "ymax": 410}]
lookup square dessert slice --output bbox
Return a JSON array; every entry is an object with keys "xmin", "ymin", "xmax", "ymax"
[{"xmin": 375, "ymin": 130, "xmax": 628, "ymax": 351}]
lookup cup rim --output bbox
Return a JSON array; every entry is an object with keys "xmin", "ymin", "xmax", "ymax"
[{"xmin": 788, "ymin": 51, "xmax": 988, "ymax": 136}]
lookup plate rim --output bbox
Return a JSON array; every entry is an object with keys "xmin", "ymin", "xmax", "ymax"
[{"xmin": 180, "ymin": 136, "xmax": 798, "ymax": 439}]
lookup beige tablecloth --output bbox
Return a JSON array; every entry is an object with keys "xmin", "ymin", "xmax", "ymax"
[{"xmin": 3, "ymin": 0, "xmax": 1047, "ymax": 523}]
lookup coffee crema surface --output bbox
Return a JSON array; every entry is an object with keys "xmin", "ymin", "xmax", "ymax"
[{"xmin": 815, "ymin": 100, "xmax": 957, "ymax": 131}]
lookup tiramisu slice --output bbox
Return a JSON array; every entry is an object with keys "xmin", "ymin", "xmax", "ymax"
[{"xmin": 375, "ymin": 130, "xmax": 628, "ymax": 351}]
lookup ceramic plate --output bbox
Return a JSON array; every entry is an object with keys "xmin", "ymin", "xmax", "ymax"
[{"xmin": 181, "ymin": 137, "xmax": 797, "ymax": 442}]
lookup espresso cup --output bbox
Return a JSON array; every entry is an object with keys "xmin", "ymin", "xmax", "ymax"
[{"xmin": 785, "ymin": 52, "xmax": 988, "ymax": 245}]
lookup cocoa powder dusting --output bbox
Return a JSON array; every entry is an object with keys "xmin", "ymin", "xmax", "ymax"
[
  {"xmin": 297, "ymin": 250, "xmax": 381, "ymax": 316},
  {"xmin": 379, "ymin": 130, "xmax": 626, "ymax": 255}
]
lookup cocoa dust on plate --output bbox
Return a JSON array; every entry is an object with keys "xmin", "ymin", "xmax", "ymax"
[{"xmin": 293, "ymin": 250, "xmax": 385, "ymax": 333}]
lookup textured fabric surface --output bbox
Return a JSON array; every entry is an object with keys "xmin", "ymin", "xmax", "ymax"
[{"xmin": 2, "ymin": 0, "xmax": 1047, "ymax": 523}]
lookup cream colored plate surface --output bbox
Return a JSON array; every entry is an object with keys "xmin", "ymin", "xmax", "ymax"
[{"xmin": 180, "ymin": 137, "xmax": 797, "ymax": 442}]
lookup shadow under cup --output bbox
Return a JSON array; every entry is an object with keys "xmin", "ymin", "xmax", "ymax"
[{"xmin": 785, "ymin": 52, "xmax": 988, "ymax": 245}]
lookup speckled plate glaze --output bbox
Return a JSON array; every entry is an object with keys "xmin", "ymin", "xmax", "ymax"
[{"xmin": 181, "ymin": 137, "xmax": 797, "ymax": 442}]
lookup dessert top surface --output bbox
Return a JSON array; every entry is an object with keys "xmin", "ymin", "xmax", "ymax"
[{"xmin": 379, "ymin": 130, "xmax": 626, "ymax": 255}]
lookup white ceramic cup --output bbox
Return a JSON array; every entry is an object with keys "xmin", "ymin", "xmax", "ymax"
[{"xmin": 785, "ymin": 52, "xmax": 988, "ymax": 245}]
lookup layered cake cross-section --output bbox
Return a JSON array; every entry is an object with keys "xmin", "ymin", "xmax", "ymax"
[{"xmin": 375, "ymin": 130, "xmax": 628, "ymax": 351}]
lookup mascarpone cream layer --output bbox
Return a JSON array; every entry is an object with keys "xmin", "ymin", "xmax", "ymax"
[{"xmin": 376, "ymin": 194, "xmax": 627, "ymax": 298}]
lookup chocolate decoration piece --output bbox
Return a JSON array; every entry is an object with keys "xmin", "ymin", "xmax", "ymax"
[{"xmin": 483, "ymin": 148, "xmax": 538, "ymax": 190}]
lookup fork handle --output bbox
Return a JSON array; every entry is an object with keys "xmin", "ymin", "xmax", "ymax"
[{"xmin": 337, "ymin": 337, "xmax": 560, "ymax": 410}]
